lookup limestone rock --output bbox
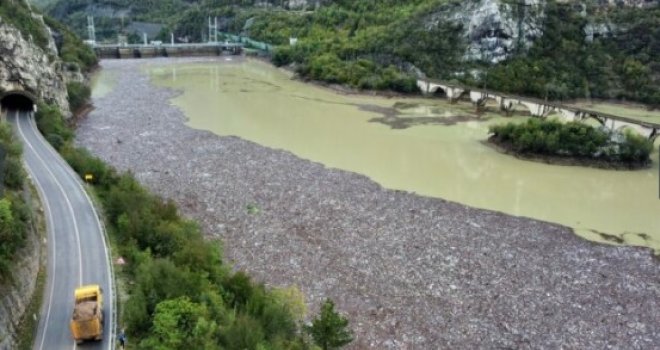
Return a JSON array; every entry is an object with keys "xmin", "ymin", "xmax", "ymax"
[
  {"xmin": 426, "ymin": 0, "xmax": 656, "ymax": 64},
  {"xmin": 428, "ymin": 0, "xmax": 546, "ymax": 64},
  {"xmin": 0, "ymin": 18, "xmax": 70, "ymax": 116}
]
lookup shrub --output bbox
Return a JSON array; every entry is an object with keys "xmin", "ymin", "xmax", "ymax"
[
  {"xmin": 67, "ymin": 82, "xmax": 91, "ymax": 112},
  {"xmin": 0, "ymin": 122, "xmax": 29, "ymax": 281},
  {"xmin": 35, "ymin": 103, "xmax": 73, "ymax": 150},
  {"xmin": 306, "ymin": 299, "xmax": 353, "ymax": 350},
  {"xmin": 489, "ymin": 118, "xmax": 653, "ymax": 167},
  {"xmin": 43, "ymin": 15, "xmax": 98, "ymax": 72},
  {"xmin": 35, "ymin": 97, "xmax": 351, "ymax": 348}
]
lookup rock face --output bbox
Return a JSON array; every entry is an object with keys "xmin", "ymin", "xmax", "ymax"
[
  {"xmin": 0, "ymin": 18, "xmax": 70, "ymax": 115},
  {"xmin": 0, "ymin": 208, "xmax": 41, "ymax": 350},
  {"xmin": 428, "ymin": 0, "xmax": 656, "ymax": 63},
  {"xmin": 429, "ymin": 0, "xmax": 546, "ymax": 63}
]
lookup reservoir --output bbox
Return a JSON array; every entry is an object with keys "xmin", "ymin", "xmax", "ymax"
[{"xmin": 111, "ymin": 58, "xmax": 659, "ymax": 252}]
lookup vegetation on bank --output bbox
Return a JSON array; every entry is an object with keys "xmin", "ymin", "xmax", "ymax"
[
  {"xmin": 0, "ymin": 0, "xmax": 50, "ymax": 50},
  {"xmin": 43, "ymin": 15, "xmax": 98, "ymax": 72},
  {"xmin": 481, "ymin": 2, "xmax": 660, "ymax": 106},
  {"xmin": 0, "ymin": 124, "xmax": 31, "ymax": 281},
  {"xmin": 43, "ymin": 0, "xmax": 660, "ymax": 104},
  {"xmin": 489, "ymin": 119, "xmax": 654, "ymax": 168},
  {"xmin": 35, "ymin": 103, "xmax": 353, "ymax": 349},
  {"xmin": 66, "ymin": 81, "xmax": 91, "ymax": 112},
  {"xmin": 0, "ymin": 1, "xmax": 97, "ymax": 72}
]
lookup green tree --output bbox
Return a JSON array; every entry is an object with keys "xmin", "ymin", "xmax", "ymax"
[
  {"xmin": 305, "ymin": 299, "xmax": 353, "ymax": 350},
  {"xmin": 621, "ymin": 58, "xmax": 650, "ymax": 97},
  {"xmin": 67, "ymin": 81, "xmax": 91, "ymax": 112},
  {"xmin": 141, "ymin": 297, "xmax": 218, "ymax": 350},
  {"xmin": 0, "ymin": 198, "xmax": 15, "ymax": 278}
]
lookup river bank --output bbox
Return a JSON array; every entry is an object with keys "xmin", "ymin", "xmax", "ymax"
[{"xmin": 77, "ymin": 57, "xmax": 659, "ymax": 349}]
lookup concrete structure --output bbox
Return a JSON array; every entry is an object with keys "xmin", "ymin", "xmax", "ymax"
[
  {"xmin": 418, "ymin": 78, "xmax": 660, "ymax": 141},
  {"xmin": 93, "ymin": 43, "xmax": 243, "ymax": 59}
]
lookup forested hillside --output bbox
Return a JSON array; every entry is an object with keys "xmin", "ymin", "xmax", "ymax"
[{"xmin": 42, "ymin": 0, "xmax": 660, "ymax": 103}]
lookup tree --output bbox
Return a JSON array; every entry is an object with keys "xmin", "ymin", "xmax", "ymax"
[
  {"xmin": 305, "ymin": 299, "xmax": 353, "ymax": 350},
  {"xmin": 140, "ymin": 297, "xmax": 218, "ymax": 350}
]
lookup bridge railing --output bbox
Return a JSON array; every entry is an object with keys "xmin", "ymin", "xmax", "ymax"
[
  {"xmin": 219, "ymin": 32, "xmax": 273, "ymax": 52},
  {"xmin": 420, "ymin": 78, "xmax": 660, "ymax": 129},
  {"xmin": 93, "ymin": 42, "xmax": 243, "ymax": 49}
]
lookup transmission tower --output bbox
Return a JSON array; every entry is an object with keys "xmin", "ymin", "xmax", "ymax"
[
  {"xmin": 208, "ymin": 16, "xmax": 218, "ymax": 43},
  {"xmin": 87, "ymin": 16, "xmax": 96, "ymax": 44}
]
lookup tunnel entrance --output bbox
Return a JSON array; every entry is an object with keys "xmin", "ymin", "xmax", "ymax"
[{"xmin": 1, "ymin": 93, "xmax": 35, "ymax": 111}]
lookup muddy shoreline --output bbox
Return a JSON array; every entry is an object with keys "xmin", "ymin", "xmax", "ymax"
[{"xmin": 77, "ymin": 57, "xmax": 659, "ymax": 349}]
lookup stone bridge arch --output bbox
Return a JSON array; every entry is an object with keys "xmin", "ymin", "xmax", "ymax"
[
  {"xmin": 417, "ymin": 80, "xmax": 467, "ymax": 102},
  {"xmin": 469, "ymin": 91, "xmax": 499, "ymax": 109},
  {"xmin": 428, "ymin": 84, "xmax": 447, "ymax": 97}
]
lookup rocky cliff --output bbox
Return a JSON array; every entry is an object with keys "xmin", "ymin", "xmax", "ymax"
[
  {"xmin": 0, "ymin": 3, "xmax": 68, "ymax": 348},
  {"xmin": 428, "ymin": 0, "xmax": 546, "ymax": 63},
  {"xmin": 0, "ymin": 15, "xmax": 71, "ymax": 116},
  {"xmin": 426, "ymin": 0, "xmax": 656, "ymax": 63}
]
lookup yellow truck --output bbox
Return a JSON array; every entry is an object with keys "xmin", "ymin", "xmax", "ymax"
[{"xmin": 70, "ymin": 284, "xmax": 104, "ymax": 343}]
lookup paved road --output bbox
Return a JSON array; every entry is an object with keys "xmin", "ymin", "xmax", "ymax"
[{"xmin": 7, "ymin": 110, "xmax": 115, "ymax": 350}]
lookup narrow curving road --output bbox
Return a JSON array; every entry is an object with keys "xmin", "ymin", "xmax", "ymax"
[{"xmin": 7, "ymin": 110, "xmax": 114, "ymax": 350}]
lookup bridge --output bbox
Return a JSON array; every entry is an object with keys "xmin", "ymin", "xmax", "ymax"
[
  {"xmin": 418, "ymin": 79, "xmax": 660, "ymax": 142},
  {"xmin": 92, "ymin": 42, "xmax": 243, "ymax": 59}
]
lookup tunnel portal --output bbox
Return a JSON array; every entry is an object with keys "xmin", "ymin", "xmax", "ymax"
[{"xmin": 1, "ymin": 92, "xmax": 35, "ymax": 111}]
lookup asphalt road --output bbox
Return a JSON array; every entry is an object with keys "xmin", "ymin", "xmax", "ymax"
[{"xmin": 7, "ymin": 110, "xmax": 115, "ymax": 350}]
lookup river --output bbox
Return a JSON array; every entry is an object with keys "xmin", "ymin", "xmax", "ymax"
[{"xmin": 96, "ymin": 58, "xmax": 660, "ymax": 252}]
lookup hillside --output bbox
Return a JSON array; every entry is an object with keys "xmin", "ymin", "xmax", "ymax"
[{"xmin": 42, "ymin": 0, "xmax": 660, "ymax": 106}]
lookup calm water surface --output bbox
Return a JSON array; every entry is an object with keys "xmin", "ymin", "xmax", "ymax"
[{"xmin": 113, "ymin": 59, "xmax": 659, "ymax": 252}]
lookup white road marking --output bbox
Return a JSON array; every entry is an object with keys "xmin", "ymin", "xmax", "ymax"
[
  {"xmin": 16, "ymin": 111, "xmax": 59, "ymax": 350},
  {"xmin": 13, "ymin": 112, "xmax": 84, "ymax": 349},
  {"xmin": 27, "ymin": 114, "xmax": 116, "ymax": 350}
]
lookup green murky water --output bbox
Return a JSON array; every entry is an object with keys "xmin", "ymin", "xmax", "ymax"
[{"xmin": 110, "ymin": 59, "xmax": 660, "ymax": 252}]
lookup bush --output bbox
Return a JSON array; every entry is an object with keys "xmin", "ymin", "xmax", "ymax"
[
  {"xmin": 306, "ymin": 299, "xmax": 353, "ymax": 350},
  {"xmin": 619, "ymin": 129, "xmax": 654, "ymax": 163},
  {"xmin": 272, "ymin": 46, "xmax": 294, "ymax": 67},
  {"xmin": 35, "ymin": 97, "xmax": 352, "ymax": 348},
  {"xmin": 35, "ymin": 103, "xmax": 73, "ymax": 150},
  {"xmin": 0, "ymin": 123, "xmax": 30, "ymax": 281},
  {"xmin": 44, "ymin": 16, "xmax": 98, "ymax": 72},
  {"xmin": 489, "ymin": 118, "xmax": 654, "ymax": 167},
  {"xmin": 67, "ymin": 82, "xmax": 91, "ymax": 112}
]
